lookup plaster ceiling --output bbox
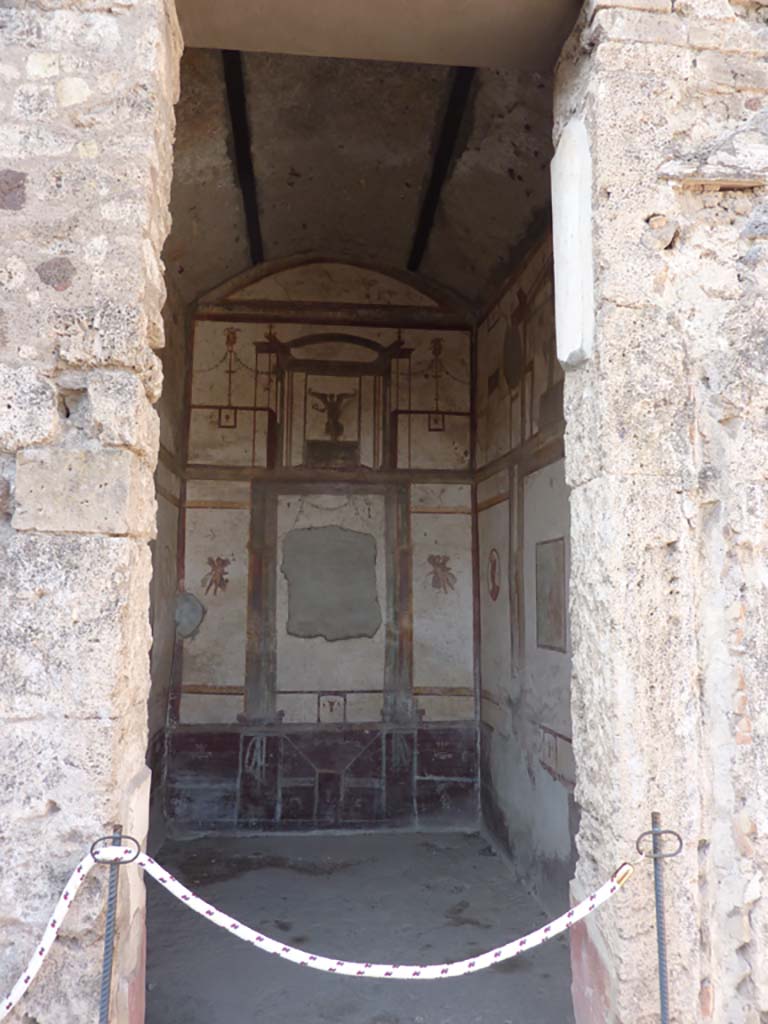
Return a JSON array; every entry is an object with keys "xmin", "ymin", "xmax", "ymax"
[
  {"xmin": 164, "ymin": 49, "xmax": 555, "ymax": 307},
  {"xmin": 175, "ymin": 0, "xmax": 580, "ymax": 73}
]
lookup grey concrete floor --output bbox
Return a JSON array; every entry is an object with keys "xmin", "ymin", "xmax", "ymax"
[{"xmin": 145, "ymin": 832, "xmax": 574, "ymax": 1024}]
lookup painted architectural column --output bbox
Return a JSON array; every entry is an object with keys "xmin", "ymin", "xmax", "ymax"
[
  {"xmin": 383, "ymin": 484, "xmax": 418, "ymax": 724},
  {"xmin": 554, "ymin": 1, "xmax": 768, "ymax": 1021},
  {"xmin": 0, "ymin": 2, "xmax": 181, "ymax": 1020},
  {"xmin": 244, "ymin": 483, "xmax": 278, "ymax": 721}
]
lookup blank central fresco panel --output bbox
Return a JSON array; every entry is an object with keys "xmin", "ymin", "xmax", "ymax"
[
  {"xmin": 276, "ymin": 493, "xmax": 387, "ymax": 724},
  {"xmin": 282, "ymin": 525, "xmax": 382, "ymax": 641}
]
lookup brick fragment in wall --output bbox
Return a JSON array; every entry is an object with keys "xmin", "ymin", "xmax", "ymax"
[
  {"xmin": 0, "ymin": 365, "xmax": 60, "ymax": 452},
  {"xmin": 0, "ymin": 453, "xmax": 15, "ymax": 519},
  {"xmin": 0, "ymin": 169, "xmax": 26, "ymax": 210},
  {"xmin": 36, "ymin": 256, "xmax": 75, "ymax": 291},
  {"xmin": 13, "ymin": 446, "xmax": 156, "ymax": 538},
  {"xmin": 699, "ymin": 980, "xmax": 715, "ymax": 1018}
]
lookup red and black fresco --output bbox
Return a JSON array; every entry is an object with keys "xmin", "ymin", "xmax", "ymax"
[{"xmin": 163, "ymin": 723, "xmax": 478, "ymax": 832}]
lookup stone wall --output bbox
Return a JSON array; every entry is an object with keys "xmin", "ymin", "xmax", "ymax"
[
  {"xmin": 0, "ymin": 2, "xmax": 180, "ymax": 1020},
  {"xmin": 554, "ymin": 2, "xmax": 768, "ymax": 1021}
]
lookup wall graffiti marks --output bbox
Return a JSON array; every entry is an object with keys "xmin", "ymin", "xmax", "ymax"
[
  {"xmin": 427, "ymin": 554, "xmax": 457, "ymax": 594},
  {"xmin": 202, "ymin": 555, "xmax": 231, "ymax": 596},
  {"xmin": 487, "ymin": 547, "xmax": 501, "ymax": 602}
]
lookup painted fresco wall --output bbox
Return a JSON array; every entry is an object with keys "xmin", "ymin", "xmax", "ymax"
[
  {"xmin": 175, "ymin": 263, "xmax": 473, "ymax": 728},
  {"xmin": 475, "ymin": 236, "xmax": 575, "ymax": 908},
  {"xmin": 148, "ymin": 275, "xmax": 187, "ymax": 744},
  {"xmin": 163, "ymin": 261, "xmax": 478, "ymax": 831}
]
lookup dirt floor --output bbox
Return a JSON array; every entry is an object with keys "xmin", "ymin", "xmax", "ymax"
[{"xmin": 145, "ymin": 831, "xmax": 574, "ymax": 1024}]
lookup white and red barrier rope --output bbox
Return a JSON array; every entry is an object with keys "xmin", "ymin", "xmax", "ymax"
[{"xmin": 1, "ymin": 843, "xmax": 634, "ymax": 1020}]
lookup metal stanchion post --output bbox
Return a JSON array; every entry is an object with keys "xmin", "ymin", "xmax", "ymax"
[
  {"xmin": 635, "ymin": 814, "xmax": 683, "ymax": 1024},
  {"xmin": 98, "ymin": 825, "xmax": 122, "ymax": 1024},
  {"xmin": 651, "ymin": 812, "xmax": 670, "ymax": 1024}
]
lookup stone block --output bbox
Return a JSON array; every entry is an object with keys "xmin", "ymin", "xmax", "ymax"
[
  {"xmin": 13, "ymin": 446, "xmax": 156, "ymax": 538},
  {"xmin": 2, "ymin": 932, "xmax": 102, "ymax": 1024},
  {"xmin": 741, "ymin": 201, "xmax": 768, "ymax": 238},
  {"xmin": 0, "ymin": 123, "xmax": 74, "ymax": 159},
  {"xmin": 688, "ymin": 19, "xmax": 768, "ymax": 56},
  {"xmin": 588, "ymin": 0, "xmax": 671, "ymax": 12},
  {"xmin": 697, "ymin": 50, "xmax": 768, "ymax": 93},
  {"xmin": 0, "ymin": 364, "xmax": 60, "ymax": 452},
  {"xmin": 12, "ymin": 83, "xmax": 57, "ymax": 119},
  {"xmin": 0, "ymin": 530, "xmax": 151, "ymax": 718},
  {"xmin": 0, "ymin": 761, "xmax": 148, "ymax": 1023},
  {"xmin": 54, "ymin": 299, "xmax": 145, "ymax": 369},
  {"xmin": 0, "ymin": 8, "xmax": 46, "ymax": 49},
  {"xmin": 55, "ymin": 299, "xmax": 164, "ymax": 400},
  {"xmin": 86, "ymin": 369, "xmax": 160, "ymax": 463},
  {"xmin": 26, "ymin": 53, "xmax": 59, "ymax": 79},
  {"xmin": 56, "ymin": 76, "xmax": 91, "ymax": 107},
  {"xmin": 0, "ymin": 717, "xmax": 147, "ymax": 921},
  {"xmin": 592, "ymin": 38, "xmax": 694, "ymax": 77},
  {"xmin": 569, "ymin": 474, "xmax": 700, "ymax": 847},
  {"xmin": 595, "ymin": 303, "xmax": 695, "ymax": 480},
  {"xmin": 0, "ymin": 254, "xmax": 27, "ymax": 291},
  {"xmin": 588, "ymin": 7, "xmax": 688, "ymax": 46}
]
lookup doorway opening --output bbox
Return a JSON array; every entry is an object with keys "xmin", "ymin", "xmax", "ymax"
[{"xmin": 146, "ymin": 36, "xmax": 577, "ymax": 1023}]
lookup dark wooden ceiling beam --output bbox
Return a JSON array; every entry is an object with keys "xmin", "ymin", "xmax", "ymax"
[
  {"xmin": 222, "ymin": 50, "xmax": 264, "ymax": 265},
  {"xmin": 195, "ymin": 299, "xmax": 473, "ymax": 330},
  {"xmin": 407, "ymin": 66, "xmax": 476, "ymax": 273}
]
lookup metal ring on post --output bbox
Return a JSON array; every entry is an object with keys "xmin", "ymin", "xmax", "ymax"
[
  {"xmin": 635, "ymin": 829, "xmax": 683, "ymax": 860},
  {"xmin": 90, "ymin": 835, "xmax": 141, "ymax": 864}
]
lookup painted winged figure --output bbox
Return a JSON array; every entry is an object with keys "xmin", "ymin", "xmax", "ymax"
[
  {"xmin": 309, "ymin": 390, "xmax": 356, "ymax": 441},
  {"xmin": 427, "ymin": 554, "xmax": 457, "ymax": 594}
]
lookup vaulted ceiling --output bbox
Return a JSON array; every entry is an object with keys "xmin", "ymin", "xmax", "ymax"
[{"xmin": 163, "ymin": 48, "xmax": 556, "ymax": 309}]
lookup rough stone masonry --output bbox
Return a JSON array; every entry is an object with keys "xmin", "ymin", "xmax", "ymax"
[
  {"xmin": 0, "ymin": 1, "xmax": 181, "ymax": 1020},
  {"xmin": 1, "ymin": 0, "xmax": 768, "ymax": 1022},
  {"xmin": 555, "ymin": 1, "xmax": 768, "ymax": 1022}
]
